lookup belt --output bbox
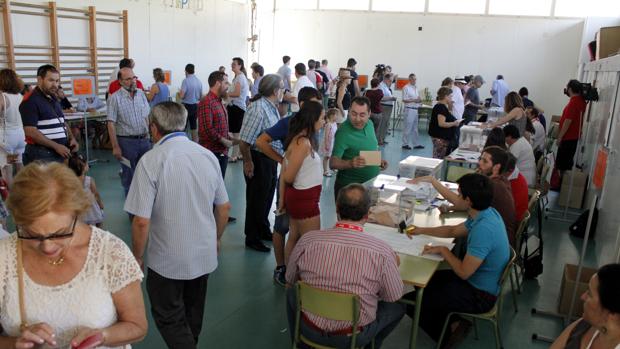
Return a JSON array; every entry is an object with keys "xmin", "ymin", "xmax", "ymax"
[
  {"xmin": 118, "ymin": 134, "xmax": 148, "ymax": 139},
  {"xmin": 302, "ymin": 313, "xmax": 363, "ymax": 336}
]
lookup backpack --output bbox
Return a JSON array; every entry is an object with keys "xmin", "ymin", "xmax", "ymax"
[
  {"xmin": 569, "ymin": 208, "xmax": 598, "ymax": 239},
  {"xmin": 316, "ymin": 70, "xmax": 329, "ymax": 95}
]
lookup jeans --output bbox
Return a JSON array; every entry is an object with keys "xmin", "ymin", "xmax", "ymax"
[
  {"xmin": 183, "ymin": 103, "xmax": 198, "ymax": 131},
  {"xmin": 117, "ymin": 136, "xmax": 151, "ymax": 195},
  {"xmin": 244, "ymin": 149, "xmax": 277, "ymax": 243},
  {"xmin": 22, "ymin": 144, "xmax": 64, "ymax": 166},
  {"xmin": 404, "ymin": 270, "xmax": 495, "ymax": 342},
  {"xmin": 286, "ymin": 287, "xmax": 405, "ymax": 348},
  {"xmin": 147, "ymin": 269, "xmax": 209, "ymax": 349},
  {"xmin": 212, "ymin": 152, "xmax": 228, "ymax": 178},
  {"xmin": 402, "ymin": 108, "xmax": 420, "ymax": 146}
]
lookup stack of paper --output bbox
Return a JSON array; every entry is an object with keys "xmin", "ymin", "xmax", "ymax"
[{"xmin": 366, "ymin": 223, "xmax": 455, "ymax": 261}]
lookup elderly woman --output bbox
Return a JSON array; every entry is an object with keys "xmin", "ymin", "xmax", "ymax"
[
  {"xmin": 551, "ymin": 263, "xmax": 620, "ymax": 349},
  {"xmin": 0, "ymin": 163, "xmax": 147, "ymax": 348}
]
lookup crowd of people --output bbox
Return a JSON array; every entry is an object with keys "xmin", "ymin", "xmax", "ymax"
[{"xmin": 0, "ymin": 53, "xmax": 615, "ymax": 349}]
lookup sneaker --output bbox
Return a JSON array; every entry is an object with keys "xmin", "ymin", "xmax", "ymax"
[
  {"xmin": 273, "ymin": 266, "xmax": 287, "ymax": 287},
  {"xmin": 245, "ymin": 240, "xmax": 270, "ymax": 252},
  {"xmin": 402, "ymin": 145, "xmax": 413, "ymax": 150},
  {"xmin": 414, "ymin": 145, "xmax": 425, "ymax": 149}
]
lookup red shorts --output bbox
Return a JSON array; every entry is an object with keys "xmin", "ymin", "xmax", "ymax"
[{"xmin": 284, "ymin": 185, "xmax": 322, "ymax": 219}]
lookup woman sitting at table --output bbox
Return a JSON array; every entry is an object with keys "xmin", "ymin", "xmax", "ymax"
[
  {"xmin": 0, "ymin": 162, "xmax": 147, "ymax": 348},
  {"xmin": 404, "ymin": 173, "xmax": 510, "ymax": 348},
  {"xmin": 429, "ymin": 87, "xmax": 460, "ymax": 159},
  {"xmin": 551, "ymin": 263, "xmax": 620, "ymax": 349}
]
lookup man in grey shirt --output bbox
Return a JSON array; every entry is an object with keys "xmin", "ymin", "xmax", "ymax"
[
  {"xmin": 125, "ymin": 102, "xmax": 231, "ymax": 348},
  {"xmin": 463, "ymin": 75, "xmax": 485, "ymax": 124},
  {"xmin": 179, "ymin": 63, "xmax": 203, "ymax": 142}
]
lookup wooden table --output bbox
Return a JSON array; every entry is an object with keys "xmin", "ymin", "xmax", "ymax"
[{"xmin": 365, "ymin": 209, "xmax": 467, "ymax": 349}]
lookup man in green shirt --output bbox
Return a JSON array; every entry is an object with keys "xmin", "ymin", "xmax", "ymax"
[{"xmin": 330, "ymin": 96, "xmax": 388, "ymax": 200}]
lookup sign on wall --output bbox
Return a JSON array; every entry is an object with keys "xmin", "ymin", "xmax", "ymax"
[
  {"xmin": 164, "ymin": 70, "xmax": 172, "ymax": 85},
  {"xmin": 71, "ymin": 76, "xmax": 96, "ymax": 97}
]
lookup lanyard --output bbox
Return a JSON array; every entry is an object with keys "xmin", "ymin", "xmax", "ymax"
[
  {"xmin": 159, "ymin": 132, "xmax": 186, "ymax": 145},
  {"xmin": 334, "ymin": 222, "xmax": 364, "ymax": 232}
]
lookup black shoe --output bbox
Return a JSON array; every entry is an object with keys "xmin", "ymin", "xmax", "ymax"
[
  {"xmin": 414, "ymin": 145, "xmax": 425, "ymax": 149},
  {"xmin": 273, "ymin": 266, "xmax": 287, "ymax": 287},
  {"xmin": 245, "ymin": 241, "xmax": 270, "ymax": 252},
  {"xmin": 260, "ymin": 232, "xmax": 273, "ymax": 241},
  {"xmin": 402, "ymin": 145, "xmax": 412, "ymax": 150},
  {"xmin": 228, "ymin": 216, "xmax": 237, "ymax": 223}
]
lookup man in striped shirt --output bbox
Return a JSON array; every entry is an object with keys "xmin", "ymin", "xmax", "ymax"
[
  {"xmin": 125, "ymin": 102, "xmax": 231, "ymax": 348},
  {"xmin": 20, "ymin": 64, "xmax": 79, "ymax": 165},
  {"xmin": 286, "ymin": 183, "xmax": 405, "ymax": 348}
]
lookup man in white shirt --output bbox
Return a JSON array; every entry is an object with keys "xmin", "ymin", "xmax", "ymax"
[
  {"xmin": 504, "ymin": 124, "xmax": 536, "ymax": 186},
  {"xmin": 452, "ymin": 78, "xmax": 466, "ymax": 120},
  {"xmin": 377, "ymin": 74, "xmax": 397, "ymax": 145},
  {"xmin": 290, "ymin": 63, "xmax": 314, "ymax": 113},
  {"xmin": 491, "ymin": 75, "xmax": 510, "ymax": 108},
  {"xmin": 401, "ymin": 74, "xmax": 424, "ymax": 150},
  {"xmin": 318, "ymin": 59, "xmax": 334, "ymax": 83},
  {"xmin": 277, "ymin": 55, "xmax": 292, "ymax": 91}
]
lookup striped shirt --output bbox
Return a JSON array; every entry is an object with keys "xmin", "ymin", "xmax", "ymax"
[
  {"xmin": 19, "ymin": 87, "xmax": 67, "ymax": 145},
  {"xmin": 106, "ymin": 88, "xmax": 150, "ymax": 136},
  {"xmin": 286, "ymin": 223, "xmax": 404, "ymax": 331},
  {"xmin": 124, "ymin": 133, "xmax": 229, "ymax": 280},
  {"xmin": 239, "ymin": 97, "xmax": 283, "ymax": 154}
]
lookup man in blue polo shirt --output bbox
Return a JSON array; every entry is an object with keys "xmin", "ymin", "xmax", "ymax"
[
  {"xmin": 404, "ymin": 173, "xmax": 510, "ymax": 348},
  {"xmin": 255, "ymin": 86, "xmax": 322, "ymax": 286},
  {"xmin": 20, "ymin": 64, "xmax": 78, "ymax": 165}
]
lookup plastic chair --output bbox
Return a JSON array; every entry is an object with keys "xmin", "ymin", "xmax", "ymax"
[
  {"xmin": 446, "ymin": 166, "xmax": 475, "ymax": 183},
  {"xmin": 436, "ymin": 247, "xmax": 517, "ymax": 349},
  {"xmin": 293, "ymin": 281, "xmax": 375, "ymax": 349}
]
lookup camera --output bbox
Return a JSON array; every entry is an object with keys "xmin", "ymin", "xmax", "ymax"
[{"xmin": 564, "ymin": 80, "xmax": 599, "ymax": 102}]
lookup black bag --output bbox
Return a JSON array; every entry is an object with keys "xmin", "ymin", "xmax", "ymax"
[
  {"xmin": 569, "ymin": 208, "xmax": 598, "ymax": 239},
  {"xmin": 521, "ymin": 233, "xmax": 543, "ymax": 279}
]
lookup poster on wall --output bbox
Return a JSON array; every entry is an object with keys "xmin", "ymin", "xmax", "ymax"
[
  {"xmin": 593, "ymin": 146, "xmax": 608, "ymax": 189},
  {"xmin": 71, "ymin": 76, "xmax": 96, "ymax": 97},
  {"xmin": 164, "ymin": 70, "xmax": 172, "ymax": 85}
]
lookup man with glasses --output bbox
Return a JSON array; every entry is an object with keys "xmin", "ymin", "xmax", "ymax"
[{"xmin": 107, "ymin": 67, "xmax": 152, "ymax": 196}]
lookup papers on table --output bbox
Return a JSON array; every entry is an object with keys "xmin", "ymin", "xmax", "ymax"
[
  {"xmin": 448, "ymin": 149, "xmax": 480, "ymax": 163},
  {"xmin": 63, "ymin": 112, "xmax": 85, "ymax": 121},
  {"xmin": 366, "ymin": 223, "xmax": 455, "ymax": 261}
]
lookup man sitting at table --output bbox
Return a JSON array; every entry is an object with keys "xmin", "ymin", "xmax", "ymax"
[
  {"xmin": 286, "ymin": 183, "xmax": 405, "ymax": 348},
  {"xmin": 409, "ymin": 146, "xmax": 516, "ymax": 246},
  {"xmin": 503, "ymin": 152, "xmax": 529, "ymax": 223},
  {"xmin": 404, "ymin": 173, "xmax": 510, "ymax": 348}
]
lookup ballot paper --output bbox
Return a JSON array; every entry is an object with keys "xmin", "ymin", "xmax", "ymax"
[
  {"xmin": 365, "ymin": 223, "xmax": 455, "ymax": 261},
  {"xmin": 360, "ymin": 150, "xmax": 381, "ymax": 166},
  {"xmin": 120, "ymin": 157, "xmax": 131, "ymax": 168}
]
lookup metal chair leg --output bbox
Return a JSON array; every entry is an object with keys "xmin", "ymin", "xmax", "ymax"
[
  {"xmin": 494, "ymin": 319, "xmax": 503, "ymax": 349},
  {"xmin": 509, "ymin": 271, "xmax": 519, "ymax": 313},
  {"xmin": 473, "ymin": 318, "xmax": 479, "ymax": 340},
  {"xmin": 436, "ymin": 313, "xmax": 454, "ymax": 349}
]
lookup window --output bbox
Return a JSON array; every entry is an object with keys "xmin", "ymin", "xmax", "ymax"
[
  {"xmin": 428, "ymin": 0, "xmax": 486, "ymax": 15},
  {"xmin": 371, "ymin": 0, "xmax": 425, "ymax": 12},
  {"xmin": 489, "ymin": 0, "xmax": 552, "ymax": 16},
  {"xmin": 554, "ymin": 0, "xmax": 620, "ymax": 17},
  {"xmin": 319, "ymin": 0, "xmax": 369, "ymax": 11},
  {"xmin": 276, "ymin": 0, "xmax": 317, "ymax": 10}
]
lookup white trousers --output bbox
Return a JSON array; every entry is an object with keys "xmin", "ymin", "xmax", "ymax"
[{"xmin": 402, "ymin": 108, "xmax": 419, "ymax": 146}]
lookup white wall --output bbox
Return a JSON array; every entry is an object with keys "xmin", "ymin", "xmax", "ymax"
[
  {"xmin": 257, "ymin": 8, "xmax": 585, "ymax": 115},
  {"xmin": 7, "ymin": 0, "xmax": 249, "ymax": 94}
]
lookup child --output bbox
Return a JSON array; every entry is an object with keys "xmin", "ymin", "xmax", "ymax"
[
  {"xmin": 68, "ymin": 153, "xmax": 105, "ymax": 227},
  {"xmin": 320, "ymin": 108, "xmax": 340, "ymax": 177}
]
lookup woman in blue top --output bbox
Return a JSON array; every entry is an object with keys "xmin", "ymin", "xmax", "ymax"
[
  {"xmin": 147, "ymin": 68, "xmax": 170, "ymax": 108},
  {"xmin": 404, "ymin": 173, "xmax": 510, "ymax": 348}
]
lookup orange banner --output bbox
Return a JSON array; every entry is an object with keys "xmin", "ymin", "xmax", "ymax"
[
  {"xmin": 593, "ymin": 147, "xmax": 608, "ymax": 189},
  {"xmin": 357, "ymin": 75, "xmax": 368, "ymax": 88},
  {"xmin": 395, "ymin": 78, "xmax": 408, "ymax": 90},
  {"xmin": 72, "ymin": 78, "xmax": 93, "ymax": 95}
]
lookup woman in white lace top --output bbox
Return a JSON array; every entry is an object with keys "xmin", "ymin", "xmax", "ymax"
[{"xmin": 0, "ymin": 162, "xmax": 147, "ymax": 349}]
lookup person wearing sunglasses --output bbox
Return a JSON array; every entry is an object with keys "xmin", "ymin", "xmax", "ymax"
[{"xmin": 0, "ymin": 162, "xmax": 147, "ymax": 349}]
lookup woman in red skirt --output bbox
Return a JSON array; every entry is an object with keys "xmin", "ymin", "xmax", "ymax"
[{"xmin": 281, "ymin": 101, "xmax": 325, "ymax": 261}]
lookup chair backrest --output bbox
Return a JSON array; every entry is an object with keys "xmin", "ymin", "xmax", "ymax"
[
  {"xmin": 527, "ymin": 190, "xmax": 540, "ymax": 214},
  {"xmin": 446, "ymin": 166, "xmax": 475, "ymax": 183},
  {"xmin": 499, "ymin": 247, "xmax": 517, "ymax": 286},
  {"xmin": 514, "ymin": 212, "xmax": 531, "ymax": 254},
  {"xmin": 298, "ymin": 282, "xmax": 360, "ymax": 323},
  {"xmin": 538, "ymin": 163, "xmax": 550, "ymax": 194}
]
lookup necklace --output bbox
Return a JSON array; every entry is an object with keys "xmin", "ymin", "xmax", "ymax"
[{"xmin": 47, "ymin": 234, "xmax": 75, "ymax": 266}]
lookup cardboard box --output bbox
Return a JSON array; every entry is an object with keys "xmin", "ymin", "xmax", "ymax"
[
  {"xmin": 558, "ymin": 264, "xmax": 597, "ymax": 316},
  {"xmin": 596, "ymin": 26, "xmax": 620, "ymax": 60},
  {"xmin": 558, "ymin": 170, "xmax": 587, "ymax": 209}
]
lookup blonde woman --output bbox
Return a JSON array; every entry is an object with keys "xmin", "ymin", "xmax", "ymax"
[
  {"xmin": 335, "ymin": 68, "xmax": 352, "ymax": 123},
  {"xmin": 0, "ymin": 163, "xmax": 147, "ymax": 348}
]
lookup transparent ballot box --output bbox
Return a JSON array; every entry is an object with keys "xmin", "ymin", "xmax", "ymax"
[{"xmin": 398, "ymin": 156, "xmax": 443, "ymax": 179}]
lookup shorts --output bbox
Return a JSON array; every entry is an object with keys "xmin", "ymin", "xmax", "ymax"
[
  {"xmin": 284, "ymin": 185, "xmax": 322, "ymax": 220},
  {"xmin": 228, "ymin": 104, "xmax": 246, "ymax": 133}
]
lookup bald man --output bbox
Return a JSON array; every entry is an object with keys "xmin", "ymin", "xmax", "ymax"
[{"xmin": 107, "ymin": 67, "xmax": 152, "ymax": 195}]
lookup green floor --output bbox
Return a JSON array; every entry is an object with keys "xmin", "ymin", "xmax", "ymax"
[{"xmin": 80, "ymin": 127, "xmax": 597, "ymax": 349}]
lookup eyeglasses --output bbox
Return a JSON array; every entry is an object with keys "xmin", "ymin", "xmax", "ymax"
[
  {"xmin": 17, "ymin": 216, "xmax": 78, "ymax": 241},
  {"xmin": 122, "ymin": 76, "xmax": 138, "ymax": 81}
]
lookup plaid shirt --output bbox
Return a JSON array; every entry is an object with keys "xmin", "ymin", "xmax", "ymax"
[
  {"xmin": 106, "ymin": 88, "xmax": 150, "ymax": 136},
  {"xmin": 198, "ymin": 91, "xmax": 229, "ymax": 155},
  {"xmin": 239, "ymin": 97, "xmax": 283, "ymax": 155}
]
